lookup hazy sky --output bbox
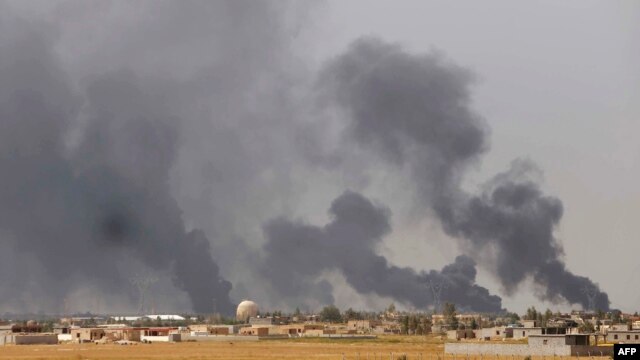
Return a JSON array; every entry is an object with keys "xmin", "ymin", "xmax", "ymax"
[
  {"xmin": 1, "ymin": 0, "xmax": 638, "ymax": 315},
  {"xmin": 317, "ymin": 0, "xmax": 640, "ymax": 312}
]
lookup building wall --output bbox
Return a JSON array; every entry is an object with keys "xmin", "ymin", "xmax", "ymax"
[
  {"xmin": 446, "ymin": 343, "xmax": 612, "ymax": 356},
  {"xmin": 14, "ymin": 334, "xmax": 58, "ymax": 345},
  {"xmin": 57, "ymin": 334, "xmax": 73, "ymax": 342},
  {"xmin": 239, "ymin": 327, "xmax": 269, "ymax": 336},
  {"xmin": 0, "ymin": 334, "xmax": 14, "ymax": 345},
  {"xmin": 278, "ymin": 325, "xmax": 307, "ymax": 335},
  {"xmin": 347, "ymin": 320, "xmax": 380, "ymax": 331},
  {"xmin": 611, "ymin": 324, "xmax": 630, "ymax": 331},
  {"xmin": 447, "ymin": 329, "xmax": 475, "ymax": 340},
  {"xmin": 565, "ymin": 335, "xmax": 589, "ymax": 346},
  {"xmin": 606, "ymin": 331, "xmax": 640, "ymax": 343},
  {"xmin": 475, "ymin": 327, "xmax": 505, "ymax": 340},
  {"xmin": 102, "ymin": 328, "xmax": 142, "ymax": 342},
  {"xmin": 529, "ymin": 336, "xmax": 566, "ymax": 347},
  {"xmin": 70, "ymin": 328, "xmax": 105, "ymax": 342},
  {"xmin": 209, "ymin": 327, "xmax": 229, "ymax": 335},
  {"xmin": 570, "ymin": 346, "xmax": 612, "ymax": 356},
  {"xmin": 305, "ymin": 329, "xmax": 331, "ymax": 336},
  {"xmin": 189, "ymin": 325, "xmax": 209, "ymax": 333},
  {"xmin": 445, "ymin": 343, "xmax": 571, "ymax": 356},
  {"xmin": 249, "ymin": 317, "xmax": 274, "ymax": 326},
  {"xmin": 188, "ymin": 325, "xmax": 231, "ymax": 336},
  {"xmin": 141, "ymin": 335, "xmax": 170, "ymax": 343},
  {"xmin": 181, "ymin": 334, "xmax": 260, "ymax": 342},
  {"xmin": 513, "ymin": 327, "xmax": 543, "ymax": 339},
  {"xmin": 522, "ymin": 320, "xmax": 539, "ymax": 328}
]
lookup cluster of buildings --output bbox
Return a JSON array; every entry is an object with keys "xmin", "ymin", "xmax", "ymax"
[
  {"xmin": 0, "ymin": 300, "xmax": 388, "ymax": 345},
  {"xmin": 444, "ymin": 312, "xmax": 640, "ymax": 357},
  {"xmin": 4, "ymin": 300, "xmax": 640, "ymax": 354}
]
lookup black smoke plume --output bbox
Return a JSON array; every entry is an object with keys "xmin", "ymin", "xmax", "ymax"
[
  {"xmin": 318, "ymin": 37, "xmax": 609, "ymax": 310},
  {"xmin": 0, "ymin": 16, "xmax": 232, "ymax": 314},
  {"xmin": 263, "ymin": 191, "xmax": 503, "ymax": 312}
]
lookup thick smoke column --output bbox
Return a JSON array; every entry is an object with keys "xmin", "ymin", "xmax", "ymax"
[
  {"xmin": 319, "ymin": 37, "xmax": 609, "ymax": 310},
  {"xmin": 263, "ymin": 191, "xmax": 503, "ymax": 312},
  {"xmin": 0, "ymin": 17, "xmax": 232, "ymax": 314},
  {"xmin": 442, "ymin": 160, "xmax": 609, "ymax": 309}
]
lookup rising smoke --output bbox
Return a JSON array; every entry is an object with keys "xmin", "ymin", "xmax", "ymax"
[
  {"xmin": 0, "ymin": 1, "xmax": 611, "ymax": 315},
  {"xmin": 0, "ymin": 8, "xmax": 234, "ymax": 314},
  {"xmin": 317, "ymin": 37, "xmax": 609, "ymax": 310},
  {"xmin": 262, "ymin": 191, "xmax": 503, "ymax": 312}
]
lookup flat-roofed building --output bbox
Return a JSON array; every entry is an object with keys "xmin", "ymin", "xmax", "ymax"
[{"xmin": 606, "ymin": 330, "xmax": 640, "ymax": 343}]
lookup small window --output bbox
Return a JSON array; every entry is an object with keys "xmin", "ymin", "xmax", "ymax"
[
  {"xmin": 635, "ymin": 335, "xmax": 638, "ymax": 340},
  {"xmin": 627, "ymin": 335, "xmax": 631, "ymax": 340},
  {"xmin": 523, "ymin": 331, "xmax": 526, "ymax": 337},
  {"xmin": 543, "ymin": 340, "xmax": 548, "ymax": 345},
  {"xmin": 614, "ymin": 335, "xmax": 618, "ymax": 340}
]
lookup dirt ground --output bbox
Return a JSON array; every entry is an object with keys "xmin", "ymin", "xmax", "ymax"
[{"xmin": 0, "ymin": 336, "xmax": 594, "ymax": 360}]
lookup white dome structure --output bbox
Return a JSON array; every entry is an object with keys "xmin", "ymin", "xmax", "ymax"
[{"xmin": 236, "ymin": 300, "xmax": 258, "ymax": 322}]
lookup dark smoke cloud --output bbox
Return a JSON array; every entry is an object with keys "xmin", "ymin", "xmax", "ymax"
[
  {"xmin": 0, "ymin": 1, "xmax": 612, "ymax": 314},
  {"xmin": 442, "ymin": 160, "xmax": 610, "ymax": 310},
  {"xmin": 0, "ymin": 0, "xmax": 321, "ymax": 314},
  {"xmin": 0, "ymin": 13, "xmax": 232, "ymax": 314},
  {"xmin": 262, "ymin": 191, "xmax": 503, "ymax": 312},
  {"xmin": 319, "ymin": 37, "xmax": 609, "ymax": 310}
]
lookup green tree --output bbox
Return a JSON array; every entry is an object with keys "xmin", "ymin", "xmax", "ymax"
[
  {"xmin": 320, "ymin": 305, "xmax": 343, "ymax": 323},
  {"xmin": 612, "ymin": 310, "xmax": 622, "ymax": 324},
  {"xmin": 543, "ymin": 309, "xmax": 553, "ymax": 326},
  {"xmin": 579, "ymin": 321, "xmax": 595, "ymax": 333},
  {"xmin": 506, "ymin": 312, "xmax": 520, "ymax": 324},
  {"xmin": 401, "ymin": 316, "xmax": 409, "ymax": 334},
  {"xmin": 344, "ymin": 308, "xmax": 359, "ymax": 321},
  {"xmin": 387, "ymin": 303, "xmax": 396, "ymax": 313},
  {"xmin": 408, "ymin": 315, "xmax": 418, "ymax": 334},
  {"xmin": 525, "ymin": 306, "xmax": 538, "ymax": 321}
]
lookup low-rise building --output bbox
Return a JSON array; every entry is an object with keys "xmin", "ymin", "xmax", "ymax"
[
  {"xmin": 475, "ymin": 326, "xmax": 508, "ymax": 340},
  {"xmin": 347, "ymin": 320, "xmax": 380, "ymax": 333},
  {"xmin": 239, "ymin": 327, "xmax": 269, "ymax": 336},
  {"xmin": 141, "ymin": 327, "xmax": 177, "ymax": 343},
  {"xmin": 606, "ymin": 330, "xmax": 640, "ymax": 344},
  {"xmin": 249, "ymin": 317, "xmax": 275, "ymax": 326},
  {"xmin": 14, "ymin": 334, "xmax": 58, "ymax": 345},
  {"xmin": 447, "ymin": 329, "xmax": 475, "ymax": 340},
  {"xmin": 610, "ymin": 324, "xmax": 630, "ymax": 331},
  {"xmin": 514, "ymin": 327, "xmax": 543, "ymax": 339},
  {"xmin": 70, "ymin": 327, "xmax": 105, "ymax": 343},
  {"xmin": 446, "ymin": 334, "xmax": 609, "ymax": 356},
  {"xmin": 522, "ymin": 320, "xmax": 540, "ymax": 328}
]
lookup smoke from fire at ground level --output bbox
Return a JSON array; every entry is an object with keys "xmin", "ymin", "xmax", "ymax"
[{"xmin": 0, "ymin": 1, "xmax": 610, "ymax": 314}]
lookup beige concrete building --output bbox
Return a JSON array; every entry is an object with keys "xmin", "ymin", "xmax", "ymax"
[
  {"xmin": 606, "ymin": 330, "xmax": 640, "ymax": 343},
  {"xmin": 239, "ymin": 327, "xmax": 269, "ymax": 336},
  {"xmin": 70, "ymin": 328, "xmax": 105, "ymax": 342}
]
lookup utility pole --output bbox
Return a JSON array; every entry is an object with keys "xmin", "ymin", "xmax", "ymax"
[
  {"xmin": 130, "ymin": 274, "xmax": 157, "ymax": 315},
  {"xmin": 427, "ymin": 278, "xmax": 448, "ymax": 313},
  {"xmin": 581, "ymin": 285, "xmax": 598, "ymax": 312}
]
